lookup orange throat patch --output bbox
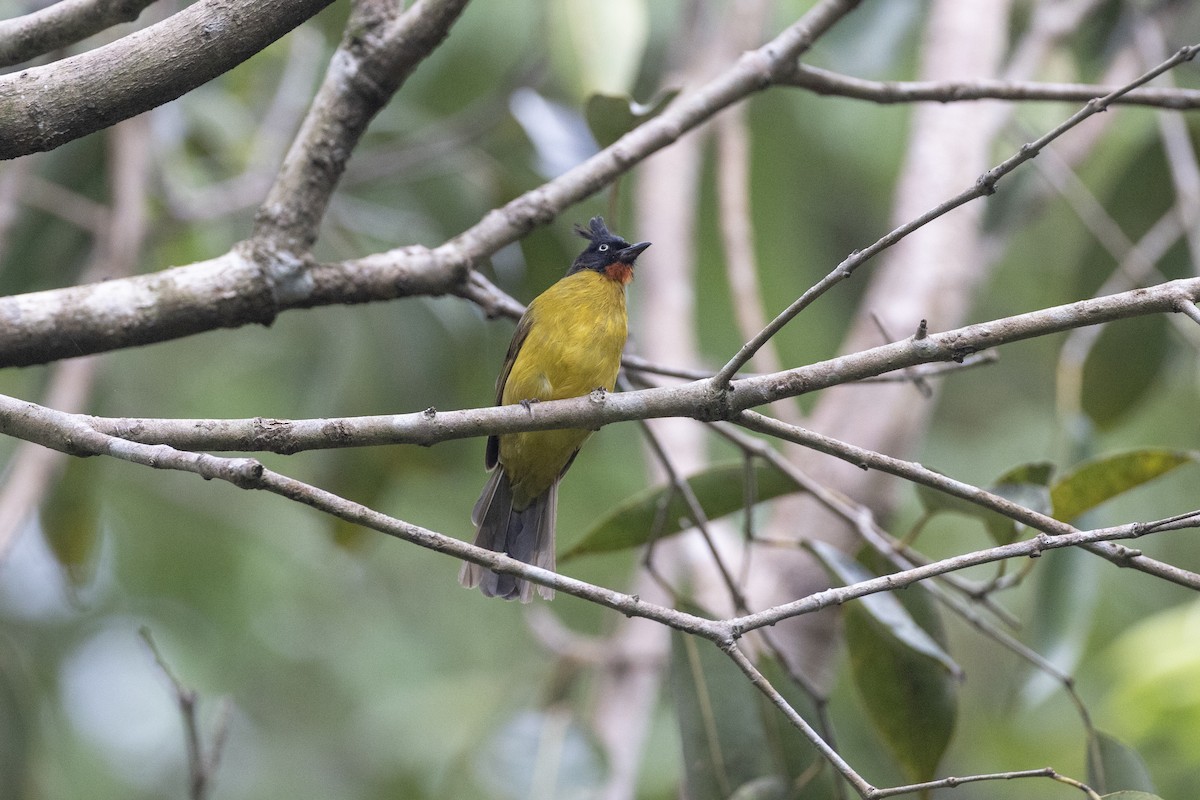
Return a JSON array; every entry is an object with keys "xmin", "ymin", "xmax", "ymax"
[{"xmin": 603, "ymin": 262, "xmax": 634, "ymax": 284}]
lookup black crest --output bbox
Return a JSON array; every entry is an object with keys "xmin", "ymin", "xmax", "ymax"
[
  {"xmin": 574, "ymin": 216, "xmax": 613, "ymax": 242},
  {"xmin": 567, "ymin": 217, "xmax": 650, "ymax": 275}
]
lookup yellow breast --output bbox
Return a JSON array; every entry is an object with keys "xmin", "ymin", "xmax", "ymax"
[{"xmin": 499, "ymin": 269, "xmax": 628, "ymax": 507}]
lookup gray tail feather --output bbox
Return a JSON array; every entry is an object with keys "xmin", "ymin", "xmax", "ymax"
[{"xmin": 460, "ymin": 469, "xmax": 557, "ymax": 602}]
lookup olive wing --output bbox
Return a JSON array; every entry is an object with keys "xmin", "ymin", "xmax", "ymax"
[{"xmin": 485, "ymin": 312, "xmax": 533, "ymax": 470}]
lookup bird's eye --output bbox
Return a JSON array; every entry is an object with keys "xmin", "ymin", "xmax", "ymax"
[{"xmin": 598, "ymin": 244, "xmax": 609, "ymax": 252}]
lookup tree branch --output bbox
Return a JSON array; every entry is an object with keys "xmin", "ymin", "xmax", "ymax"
[
  {"xmin": 714, "ymin": 42, "xmax": 1200, "ymax": 384},
  {"xmin": 1, "ymin": 390, "xmax": 1194, "ymax": 637},
  {"xmin": 68, "ymin": 277, "xmax": 1200, "ymax": 452},
  {"xmin": 0, "ymin": 0, "xmax": 159, "ymax": 68},
  {"xmin": 0, "ymin": 0, "xmax": 862, "ymax": 368},
  {"xmin": 251, "ymin": 0, "xmax": 471, "ymax": 254},
  {"xmin": 0, "ymin": 0, "xmax": 334, "ymax": 160},
  {"xmin": 781, "ymin": 62, "xmax": 1200, "ymax": 109},
  {"xmin": 734, "ymin": 410, "xmax": 1200, "ymax": 591}
]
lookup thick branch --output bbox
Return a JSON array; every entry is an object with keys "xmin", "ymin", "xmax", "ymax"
[
  {"xmin": 0, "ymin": 250, "xmax": 280, "ymax": 366},
  {"xmin": 0, "ymin": 0, "xmax": 159, "ymax": 67},
  {"xmin": 252, "ymin": 0, "xmax": 471, "ymax": 254},
  {"xmin": 0, "ymin": 0, "xmax": 861, "ymax": 368},
  {"xmin": 0, "ymin": 0, "xmax": 334, "ymax": 160}
]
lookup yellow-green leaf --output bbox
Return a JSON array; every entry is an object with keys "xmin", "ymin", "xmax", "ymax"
[
  {"xmin": 561, "ymin": 460, "xmax": 801, "ymax": 561},
  {"xmin": 1050, "ymin": 449, "xmax": 1195, "ymax": 523},
  {"xmin": 812, "ymin": 542, "xmax": 958, "ymax": 784},
  {"xmin": 844, "ymin": 602, "xmax": 958, "ymax": 785},
  {"xmin": 1081, "ymin": 315, "xmax": 1168, "ymax": 430},
  {"xmin": 40, "ymin": 456, "xmax": 101, "ymax": 588},
  {"xmin": 1088, "ymin": 730, "xmax": 1156, "ymax": 795}
]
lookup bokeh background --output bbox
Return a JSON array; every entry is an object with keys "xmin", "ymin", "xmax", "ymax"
[{"xmin": 1, "ymin": 1, "xmax": 1199, "ymax": 798}]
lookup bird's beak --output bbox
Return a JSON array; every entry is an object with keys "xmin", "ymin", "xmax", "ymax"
[{"xmin": 617, "ymin": 241, "xmax": 651, "ymax": 263}]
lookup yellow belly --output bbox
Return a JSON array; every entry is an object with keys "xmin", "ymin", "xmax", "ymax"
[{"xmin": 499, "ymin": 270, "xmax": 628, "ymax": 507}]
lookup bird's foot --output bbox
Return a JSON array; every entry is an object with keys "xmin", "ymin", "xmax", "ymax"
[{"xmin": 519, "ymin": 398, "xmax": 540, "ymax": 412}]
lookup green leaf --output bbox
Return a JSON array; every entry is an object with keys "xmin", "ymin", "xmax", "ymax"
[
  {"xmin": 811, "ymin": 543, "xmax": 958, "ymax": 784},
  {"xmin": 562, "ymin": 460, "xmax": 801, "ymax": 561},
  {"xmin": 844, "ymin": 602, "xmax": 958, "ymax": 784},
  {"xmin": 994, "ymin": 461, "xmax": 1055, "ymax": 486},
  {"xmin": 857, "ymin": 546, "xmax": 950, "ymax": 654},
  {"xmin": 1088, "ymin": 731, "xmax": 1157, "ymax": 795},
  {"xmin": 811, "ymin": 542, "xmax": 960, "ymax": 676},
  {"xmin": 1100, "ymin": 793, "xmax": 1165, "ymax": 800},
  {"xmin": 670, "ymin": 630, "xmax": 778, "ymax": 800},
  {"xmin": 917, "ymin": 461, "xmax": 1055, "ymax": 546},
  {"xmin": 1081, "ymin": 314, "xmax": 1168, "ymax": 430},
  {"xmin": 915, "ymin": 474, "xmax": 1015, "ymax": 546},
  {"xmin": 40, "ymin": 456, "xmax": 102, "ymax": 588},
  {"xmin": 585, "ymin": 89, "xmax": 680, "ymax": 148},
  {"xmin": 1050, "ymin": 449, "xmax": 1195, "ymax": 523},
  {"xmin": 989, "ymin": 460, "xmax": 1055, "ymax": 543}
]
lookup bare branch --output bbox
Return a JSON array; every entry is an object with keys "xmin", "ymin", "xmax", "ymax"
[
  {"xmin": 140, "ymin": 627, "xmax": 232, "ymax": 800},
  {"xmin": 734, "ymin": 411, "xmax": 1200, "ymax": 592},
  {"xmin": 868, "ymin": 768, "xmax": 1101, "ymax": 800},
  {"xmin": 781, "ymin": 61, "xmax": 1200, "ymax": 109},
  {"xmin": 0, "ymin": 0, "xmax": 862, "ymax": 368},
  {"xmin": 4, "ymin": 390, "xmax": 1195, "ymax": 639},
  {"xmin": 0, "ymin": 0, "xmax": 334, "ymax": 160},
  {"xmin": 714, "ymin": 43, "xmax": 1200, "ymax": 385},
  {"xmin": 1179, "ymin": 298, "xmax": 1200, "ymax": 326},
  {"xmin": 0, "ymin": 0, "xmax": 159, "ymax": 68},
  {"xmin": 251, "ymin": 0, "xmax": 471, "ymax": 254},
  {"xmin": 68, "ymin": 277, "xmax": 1200, "ymax": 453}
]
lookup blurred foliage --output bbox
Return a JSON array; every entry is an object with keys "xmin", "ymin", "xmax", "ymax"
[
  {"xmin": 0, "ymin": 2, "xmax": 1198, "ymax": 800},
  {"xmin": 563, "ymin": 459, "xmax": 801, "ymax": 560},
  {"xmin": 813, "ymin": 543, "xmax": 958, "ymax": 784}
]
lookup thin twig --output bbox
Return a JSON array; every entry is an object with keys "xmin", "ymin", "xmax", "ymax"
[
  {"xmin": 733, "ymin": 410, "xmax": 1200, "ymax": 592},
  {"xmin": 781, "ymin": 61, "xmax": 1200, "ymax": 109},
  {"xmin": 713, "ymin": 43, "xmax": 1200, "ymax": 385},
  {"xmin": 139, "ymin": 627, "xmax": 232, "ymax": 800},
  {"xmin": 631, "ymin": 403, "xmax": 748, "ymax": 612},
  {"xmin": 2, "ymin": 392, "xmax": 1197, "ymax": 637}
]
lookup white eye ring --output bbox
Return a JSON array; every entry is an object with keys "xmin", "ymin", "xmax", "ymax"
[{"xmin": 598, "ymin": 244, "xmax": 609, "ymax": 252}]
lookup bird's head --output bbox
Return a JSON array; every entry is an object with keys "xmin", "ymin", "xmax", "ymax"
[{"xmin": 568, "ymin": 217, "xmax": 650, "ymax": 284}]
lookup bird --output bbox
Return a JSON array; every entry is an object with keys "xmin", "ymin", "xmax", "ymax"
[{"xmin": 459, "ymin": 217, "xmax": 650, "ymax": 601}]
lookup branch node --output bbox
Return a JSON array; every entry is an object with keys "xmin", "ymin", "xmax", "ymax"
[{"xmin": 975, "ymin": 170, "xmax": 999, "ymax": 195}]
